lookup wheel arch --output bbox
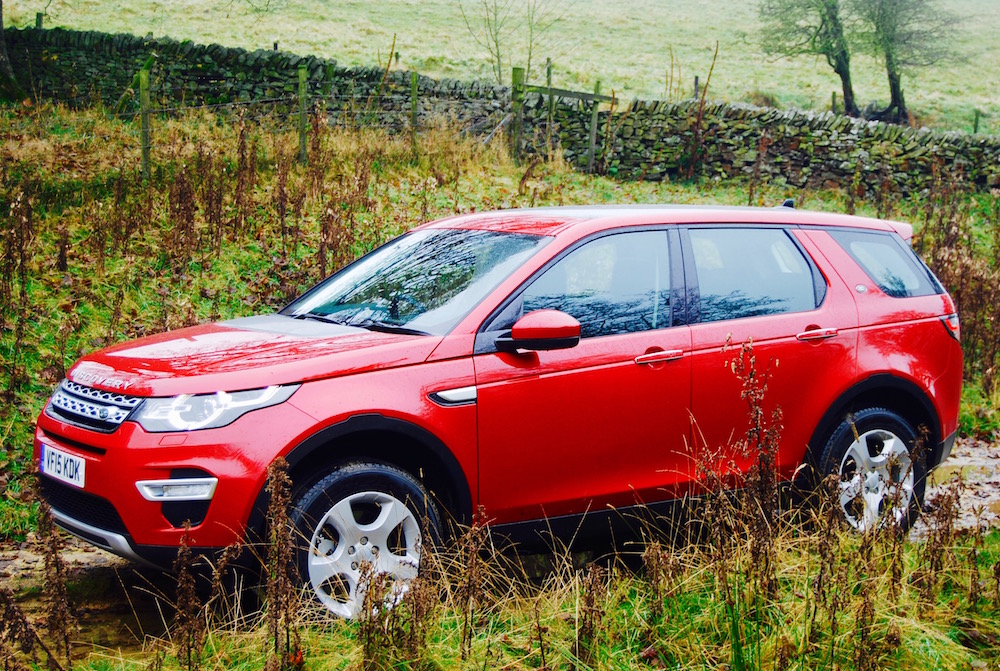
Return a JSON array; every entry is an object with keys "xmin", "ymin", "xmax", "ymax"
[
  {"xmin": 804, "ymin": 373, "xmax": 943, "ymax": 481},
  {"xmin": 245, "ymin": 414, "xmax": 473, "ymax": 541}
]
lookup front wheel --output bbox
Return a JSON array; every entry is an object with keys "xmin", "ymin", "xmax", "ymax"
[
  {"xmin": 818, "ymin": 407, "xmax": 926, "ymax": 532},
  {"xmin": 289, "ymin": 462, "xmax": 442, "ymax": 618}
]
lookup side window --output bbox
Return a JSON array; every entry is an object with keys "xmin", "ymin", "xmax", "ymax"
[
  {"xmin": 520, "ymin": 231, "xmax": 671, "ymax": 338},
  {"xmin": 829, "ymin": 229, "xmax": 939, "ymax": 298},
  {"xmin": 689, "ymin": 228, "xmax": 817, "ymax": 322}
]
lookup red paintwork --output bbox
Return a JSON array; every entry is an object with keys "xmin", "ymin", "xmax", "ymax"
[
  {"xmin": 510, "ymin": 310, "xmax": 582, "ymax": 341},
  {"xmin": 69, "ymin": 323, "xmax": 439, "ymax": 397},
  {"xmin": 33, "ymin": 206, "xmax": 962, "ymax": 558},
  {"xmin": 475, "ymin": 324, "xmax": 693, "ymax": 521}
]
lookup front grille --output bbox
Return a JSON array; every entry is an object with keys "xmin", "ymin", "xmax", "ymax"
[
  {"xmin": 45, "ymin": 379, "xmax": 143, "ymax": 433},
  {"xmin": 39, "ymin": 476, "xmax": 129, "ymax": 536}
]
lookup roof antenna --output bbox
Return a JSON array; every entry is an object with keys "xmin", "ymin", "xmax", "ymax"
[{"xmin": 780, "ymin": 198, "xmax": 795, "ymax": 208}]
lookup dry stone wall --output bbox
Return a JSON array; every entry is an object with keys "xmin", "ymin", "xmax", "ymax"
[
  {"xmin": 7, "ymin": 26, "xmax": 999, "ymax": 192},
  {"xmin": 554, "ymin": 99, "xmax": 1000, "ymax": 192},
  {"xmin": 5, "ymin": 27, "xmax": 509, "ymax": 128}
]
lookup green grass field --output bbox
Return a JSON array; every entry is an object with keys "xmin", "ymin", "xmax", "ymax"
[
  {"xmin": 5, "ymin": 0, "xmax": 1000, "ymax": 133},
  {"xmin": 1, "ymin": 79, "xmax": 999, "ymax": 668}
]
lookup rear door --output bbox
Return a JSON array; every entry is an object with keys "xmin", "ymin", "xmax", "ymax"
[
  {"xmin": 473, "ymin": 229, "xmax": 694, "ymax": 524},
  {"xmin": 684, "ymin": 225, "xmax": 859, "ymax": 482}
]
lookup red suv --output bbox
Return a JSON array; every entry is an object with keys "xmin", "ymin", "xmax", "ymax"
[{"xmin": 34, "ymin": 206, "xmax": 961, "ymax": 617}]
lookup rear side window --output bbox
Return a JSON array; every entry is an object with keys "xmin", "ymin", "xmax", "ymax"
[
  {"xmin": 830, "ymin": 229, "xmax": 939, "ymax": 298},
  {"xmin": 689, "ymin": 228, "xmax": 819, "ymax": 323}
]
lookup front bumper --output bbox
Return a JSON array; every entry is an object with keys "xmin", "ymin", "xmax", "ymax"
[{"xmin": 33, "ymin": 398, "xmax": 317, "ymax": 560}]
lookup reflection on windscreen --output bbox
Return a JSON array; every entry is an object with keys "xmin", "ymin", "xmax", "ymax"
[{"xmin": 283, "ymin": 229, "xmax": 549, "ymax": 335}]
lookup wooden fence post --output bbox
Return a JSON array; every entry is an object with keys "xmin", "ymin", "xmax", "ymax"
[
  {"xmin": 410, "ymin": 71, "xmax": 419, "ymax": 158},
  {"xmin": 325, "ymin": 63, "xmax": 335, "ymax": 97},
  {"xmin": 974, "ymin": 109, "xmax": 981, "ymax": 134},
  {"xmin": 694, "ymin": 75, "xmax": 699, "ymax": 99},
  {"xmin": 546, "ymin": 58, "xmax": 554, "ymax": 151},
  {"xmin": 587, "ymin": 80, "xmax": 601, "ymax": 173},
  {"xmin": 510, "ymin": 66, "xmax": 525, "ymax": 162},
  {"xmin": 35, "ymin": 13, "xmax": 44, "ymax": 29},
  {"xmin": 139, "ymin": 68, "xmax": 150, "ymax": 181},
  {"xmin": 832, "ymin": 92, "xmax": 838, "ymax": 114},
  {"xmin": 298, "ymin": 65, "xmax": 307, "ymax": 164}
]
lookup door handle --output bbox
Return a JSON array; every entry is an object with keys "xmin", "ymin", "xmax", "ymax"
[
  {"xmin": 796, "ymin": 327, "xmax": 838, "ymax": 341},
  {"xmin": 634, "ymin": 349, "xmax": 684, "ymax": 365}
]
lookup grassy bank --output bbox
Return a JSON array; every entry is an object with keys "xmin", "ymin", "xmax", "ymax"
[
  {"xmin": 1, "ymin": 102, "xmax": 999, "ymax": 669},
  {"xmin": 2, "ymin": 102, "xmax": 999, "ymax": 535},
  {"xmin": 7, "ymin": 466, "xmax": 1000, "ymax": 670},
  {"xmin": 5, "ymin": 0, "xmax": 999, "ymax": 134}
]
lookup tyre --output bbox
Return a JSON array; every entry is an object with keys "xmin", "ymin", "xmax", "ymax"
[
  {"xmin": 818, "ymin": 407, "xmax": 925, "ymax": 532},
  {"xmin": 289, "ymin": 462, "xmax": 442, "ymax": 618}
]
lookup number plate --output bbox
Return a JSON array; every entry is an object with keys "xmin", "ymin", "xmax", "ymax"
[{"xmin": 40, "ymin": 444, "xmax": 86, "ymax": 489}]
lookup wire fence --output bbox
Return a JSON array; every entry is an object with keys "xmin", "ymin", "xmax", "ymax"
[{"xmin": 94, "ymin": 58, "xmax": 608, "ymax": 176}]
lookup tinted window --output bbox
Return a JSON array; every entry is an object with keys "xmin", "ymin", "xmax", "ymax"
[
  {"xmin": 520, "ymin": 231, "xmax": 671, "ymax": 338},
  {"xmin": 283, "ymin": 229, "xmax": 549, "ymax": 335},
  {"xmin": 830, "ymin": 229, "xmax": 938, "ymax": 298},
  {"xmin": 690, "ymin": 228, "xmax": 817, "ymax": 322}
]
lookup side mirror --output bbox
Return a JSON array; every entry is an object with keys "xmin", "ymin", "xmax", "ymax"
[{"xmin": 495, "ymin": 309, "xmax": 581, "ymax": 352}]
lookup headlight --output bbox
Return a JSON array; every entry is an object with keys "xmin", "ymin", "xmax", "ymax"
[{"xmin": 134, "ymin": 385, "xmax": 299, "ymax": 432}]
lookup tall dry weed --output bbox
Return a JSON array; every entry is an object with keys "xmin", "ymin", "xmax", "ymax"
[
  {"xmin": 2, "ymin": 192, "xmax": 33, "ymax": 399},
  {"xmin": 172, "ymin": 525, "xmax": 204, "ymax": 671},
  {"xmin": 0, "ymin": 587, "xmax": 42, "ymax": 671},
  {"xmin": 575, "ymin": 563, "xmax": 606, "ymax": 667},
  {"xmin": 457, "ymin": 507, "xmax": 490, "ymax": 661},
  {"xmin": 264, "ymin": 458, "xmax": 301, "ymax": 671},
  {"xmin": 731, "ymin": 339, "xmax": 782, "ymax": 600},
  {"xmin": 231, "ymin": 116, "xmax": 259, "ymax": 240},
  {"xmin": 915, "ymin": 475, "xmax": 963, "ymax": 605}
]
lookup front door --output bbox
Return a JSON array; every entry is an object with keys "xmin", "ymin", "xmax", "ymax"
[{"xmin": 474, "ymin": 230, "xmax": 693, "ymax": 525}]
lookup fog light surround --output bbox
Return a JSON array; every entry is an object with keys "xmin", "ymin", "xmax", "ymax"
[{"xmin": 136, "ymin": 477, "xmax": 218, "ymax": 501}]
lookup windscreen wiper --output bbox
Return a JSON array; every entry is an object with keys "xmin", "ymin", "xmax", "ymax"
[
  {"xmin": 292, "ymin": 312, "xmax": 352, "ymax": 326},
  {"xmin": 352, "ymin": 319, "xmax": 431, "ymax": 336}
]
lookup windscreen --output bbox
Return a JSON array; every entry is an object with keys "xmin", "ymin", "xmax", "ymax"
[{"xmin": 283, "ymin": 229, "xmax": 550, "ymax": 335}]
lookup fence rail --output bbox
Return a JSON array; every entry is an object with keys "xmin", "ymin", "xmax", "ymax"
[{"xmin": 523, "ymin": 84, "xmax": 617, "ymax": 105}]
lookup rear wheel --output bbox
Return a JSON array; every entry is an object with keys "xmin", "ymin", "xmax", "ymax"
[
  {"xmin": 289, "ymin": 462, "xmax": 441, "ymax": 618},
  {"xmin": 819, "ymin": 407, "xmax": 925, "ymax": 532}
]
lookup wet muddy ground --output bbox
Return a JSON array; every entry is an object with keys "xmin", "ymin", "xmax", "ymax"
[
  {"xmin": 1, "ymin": 436, "xmax": 997, "ymax": 658},
  {"xmin": 920, "ymin": 436, "xmax": 1000, "ymax": 530}
]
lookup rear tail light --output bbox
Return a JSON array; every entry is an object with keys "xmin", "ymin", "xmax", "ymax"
[{"xmin": 941, "ymin": 313, "xmax": 960, "ymax": 342}]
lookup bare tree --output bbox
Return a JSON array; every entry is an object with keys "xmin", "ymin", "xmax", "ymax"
[
  {"xmin": 459, "ymin": 0, "xmax": 515, "ymax": 85},
  {"xmin": 458, "ymin": 0, "xmax": 568, "ymax": 85},
  {"xmin": 759, "ymin": 0, "xmax": 859, "ymax": 116},
  {"xmin": 522, "ymin": 0, "xmax": 565, "ymax": 84},
  {"xmin": 0, "ymin": 0, "xmax": 26, "ymax": 102},
  {"xmin": 849, "ymin": 0, "xmax": 959, "ymax": 123}
]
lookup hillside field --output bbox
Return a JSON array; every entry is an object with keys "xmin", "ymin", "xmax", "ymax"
[{"xmin": 4, "ymin": 0, "xmax": 1000, "ymax": 134}]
